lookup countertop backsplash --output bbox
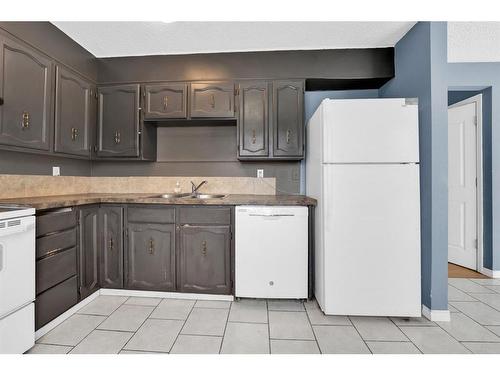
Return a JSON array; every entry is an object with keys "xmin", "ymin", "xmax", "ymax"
[{"xmin": 0, "ymin": 175, "xmax": 276, "ymax": 199}]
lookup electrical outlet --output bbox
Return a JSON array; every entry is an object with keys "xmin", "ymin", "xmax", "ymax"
[
  {"xmin": 257, "ymin": 169, "xmax": 264, "ymax": 178},
  {"xmin": 52, "ymin": 166, "xmax": 60, "ymax": 176}
]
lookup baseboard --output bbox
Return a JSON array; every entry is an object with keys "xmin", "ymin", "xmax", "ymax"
[
  {"xmin": 422, "ymin": 304, "xmax": 450, "ymax": 322},
  {"xmin": 100, "ymin": 288, "xmax": 234, "ymax": 301},
  {"xmin": 480, "ymin": 267, "xmax": 500, "ymax": 278},
  {"xmin": 35, "ymin": 290, "xmax": 100, "ymax": 340}
]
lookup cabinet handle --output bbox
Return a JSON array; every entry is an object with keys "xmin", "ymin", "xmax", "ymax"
[
  {"xmin": 114, "ymin": 131, "xmax": 121, "ymax": 144},
  {"xmin": 201, "ymin": 240, "xmax": 207, "ymax": 256},
  {"xmin": 286, "ymin": 129, "xmax": 291, "ymax": 144},
  {"xmin": 163, "ymin": 96, "xmax": 168, "ymax": 110},
  {"xmin": 251, "ymin": 129, "xmax": 256, "ymax": 144},
  {"xmin": 109, "ymin": 237, "xmax": 114, "ymax": 252},
  {"xmin": 210, "ymin": 94, "xmax": 215, "ymax": 109},
  {"xmin": 149, "ymin": 238, "xmax": 155, "ymax": 255},
  {"xmin": 71, "ymin": 127, "xmax": 79, "ymax": 141},
  {"xmin": 21, "ymin": 112, "xmax": 30, "ymax": 129},
  {"xmin": 0, "ymin": 97, "xmax": 4, "ymax": 106}
]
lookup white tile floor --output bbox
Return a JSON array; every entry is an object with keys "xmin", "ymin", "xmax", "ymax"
[{"xmin": 28, "ymin": 278, "xmax": 500, "ymax": 354}]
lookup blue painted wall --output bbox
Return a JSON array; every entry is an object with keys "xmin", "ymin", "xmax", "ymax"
[
  {"xmin": 378, "ymin": 22, "xmax": 447, "ymax": 309},
  {"xmin": 301, "ymin": 89, "xmax": 379, "ymax": 193},
  {"xmin": 432, "ymin": 21, "xmax": 499, "ymax": 272}
]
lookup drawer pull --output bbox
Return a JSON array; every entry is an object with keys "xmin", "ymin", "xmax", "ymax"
[
  {"xmin": 114, "ymin": 131, "xmax": 121, "ymax": 144},
  {"xmin": 210, "ymin": 94, "xmax": 215, "ymax": 109},
  {"xmin": 286, "ymin": 129, "xmax": 291, "ymax": 144},
  {"xmin": 109, "ymin": 237, "xmax": 114, "ymax": 252},
  {"xmin": 149, "ymin": 238, "xmax": 155, "ymax": 255},
  {"xmin": 201, "ymin": 240, "xmax": 207, "ymax": 256},
  {"xmin": 163, "ymin": 96, "xmax": 168, "ymax": 110},
  {"xmin": 44, "ymin": 248, "xmax": 63, "ymax": 257}
]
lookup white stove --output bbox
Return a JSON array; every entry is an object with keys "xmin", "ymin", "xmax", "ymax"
[{"xmin": 0, "ymin": 204, "xmax": 36, "ymax": 354}]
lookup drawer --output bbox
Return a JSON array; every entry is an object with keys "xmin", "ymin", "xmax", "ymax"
[
  {"xmin": 35, "ymin": 275, "xmax": 78, "ymax": 330},
  {"xmin": 127, "ymin": 205, "xmax": 175, "ymax": 224},
  {"xmin": 36, "ymin": 228, "xmax": 77, "ymax": 259},
  {"xmin": 37, "ymin": 208, "xmax": 76, "ymax": 237},
  {"xmin": 36, "ymin": 247, "xmax": 77, "ymax": 295},
  {"xmin": 179, "ymin": 207, "xmax": 231, "ymax": 225}
]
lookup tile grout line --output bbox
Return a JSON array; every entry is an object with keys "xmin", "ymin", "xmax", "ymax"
[
  {"xmin": 218, "ymin": 301, "xmax": 232, "ymax": 354},
  {"xmin": 169, "ymin": 300, "xmax": 197, "ymax": 353},
  {"xmin": 391, "ymin": 319, "xmax": 424, "ymax": 354},
  {"xmin": 303, "ymin": 300, "xmax": 322, "ymax": 354},
  {"xmin": 347, "ymin": 316, "xmax": 373, "ymax": 354},
  {"xmin": 113, "ymin": 300, "xmax": 159, "ymax": 354},
  {"xmin": 66, "ymin": 296, "xmax": 130, "ymax": 353}
]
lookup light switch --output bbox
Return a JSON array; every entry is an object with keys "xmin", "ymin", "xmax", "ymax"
[
  {"xmin": 52, "ymin": 166, "xmax": 60, "ymax": 176},
  {"xmin": 257, "ymin": 169, "xmax": 264, "ymax": 178}
]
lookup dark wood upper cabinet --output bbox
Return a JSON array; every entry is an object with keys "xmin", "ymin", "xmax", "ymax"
[
  {"xmin": 178, "ymin": 225, "xmax": 231, "ymax": 295},
  {"xmin": 272, "ymin": 80, "xmax": 304, "ymax": 158},
  {"xmin": 77, "ymin": 205, "xmax": 100, "ymax": 300},
  {"xmin": 190, "ymin": 82, "xmax": 235, "ymax": 118},
  {"xmin": 0, "ymin": 34, "xmax": 52, "ymax": 151},
  {"xmin": 237, "ymin": 81, "xmax": 270, "ymax": 158},
  {"xmin": 144, "ymin": 83, "xmax": 187, "ymax": 120},
  {"xmin": 97, "ymin": 84, "xmax": 141, "ymax": 158},
  {"xmin": 99, "ymin": 205, "xmax": 123, "ymax": 289},
  {"xmin": 126, "ymin": 222, "xmax": 176, "ymax": 291},
  {"xmin": 54, "ymin": 66, "xmax": 94, "ymax": 157}
]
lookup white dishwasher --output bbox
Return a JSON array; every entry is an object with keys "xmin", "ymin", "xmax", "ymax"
[{"xmin": 235, "ymin": 206, "xmax": 308, "ymax": 299}]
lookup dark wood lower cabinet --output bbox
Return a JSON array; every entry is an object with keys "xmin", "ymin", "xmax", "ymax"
[
  {"xmin": 178, "ymin": 225, "xmax": 231, "ymax": 295},
  {"xmin": 126, "ymin": 222, "xmax": 176, "ymax": 291},
  {"xmin": 77, "ymin": 205, "xmax": 100, "ymax": 300},
  {"xmin": 99, "ymin": 206, "xmax": 124, "ymax": 289}
]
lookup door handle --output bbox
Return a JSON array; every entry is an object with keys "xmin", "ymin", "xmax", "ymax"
[
  {"xmin": 251, "ymin": 129, "xmax": 256, "ymax": 144},
  {"xmin": 163, "ymin": 96, "xmax": 168, "ymax": 110},
  {"xmin": 109, "ymin": 237, "xmax": 114, "ymax": 252},
  {"xmin": 210, "ymin": 94, "xmax": 216, "ymax": 109},
  {"xmin": 22, "ymin": 112, "xmax": 30, "ymax": 129},
  {"xmin": 71, "ymin": 127, "xmax": 79, "ymax": 141},
  {"xmin": 149, "ymin": 238, "xmax": 155, "ymax": 254},
  {"xmin": 286, "ymin": 129, "xmax": 291, "ymax": 144},
  {"xmin": 114, "ymin": 131, "xmax": 121, "ymax": 144}
]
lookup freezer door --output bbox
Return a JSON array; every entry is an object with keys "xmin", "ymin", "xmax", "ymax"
[
  {"xmin": 321, "ymin": 164, "xmax": 421, "ymax": 316},
  {"xmin": 322, "ymin": 98, "xmax": 419, "ymax": 163}
]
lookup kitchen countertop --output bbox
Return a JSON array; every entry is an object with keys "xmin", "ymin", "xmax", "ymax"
[{"xmin": 0, "ymin": 193, "xmax": 317, "ymax": 211}]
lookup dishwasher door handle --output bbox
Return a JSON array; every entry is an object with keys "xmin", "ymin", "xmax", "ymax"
[{"xmin": 248, "ymin": 214, "xmax": 295, "ymax": 217}]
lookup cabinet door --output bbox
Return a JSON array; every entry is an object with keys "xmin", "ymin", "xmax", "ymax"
[
  {"xmin": 237, "ymin": 81, "xmax": 269, "ymax": 158},
  {"xmin": 126, "ymin": 223, "xmax": 176, "ymax": 291},
  {"xmin": 178, "ymin": 225, "xmax": 231, "ymax": 294},
  {"xmin": 0, "ymin": 35, "xmax": 52, "ymax": 151},
  {"xmin": 144, "ymin": 83, "xmax": 187, "ymax": 119},
  {"xmin": 99, "ymin": 206, "xmax": 123, "ymax": 289},
  {"xmin": 54, "ymin": 66, "xmax": 93, "ymax": 157},
  {"xmin": 272, "ymin": 80, "xmax": 304, "ymax": 158},
  {"xmin": 78, "ymin": 206, "xmax": 99, "ymax": 300},
  {"xmin": 97, "ymin": 84, "xmax": 140, "ymax": 157},
  {"xmin": 190, "ymin": 82, "xmax": 234, "ymax": 118}
]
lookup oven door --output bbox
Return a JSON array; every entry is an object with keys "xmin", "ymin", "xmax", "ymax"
[{"xmin": 0, "ymin": 215, "xmax": 35, "ymax": 318}]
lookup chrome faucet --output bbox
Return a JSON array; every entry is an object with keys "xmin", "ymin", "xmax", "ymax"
[{"xmin": 191, "ymin": 180, "xmax": 208, "ymax": 195}]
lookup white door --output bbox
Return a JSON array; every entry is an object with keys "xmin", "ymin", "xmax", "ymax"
[{"xmin": 448, "ymin": 101, "xmax": 478, "ymax": 270}]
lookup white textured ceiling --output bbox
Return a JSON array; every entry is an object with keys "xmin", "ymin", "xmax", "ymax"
[
  {"xmin": 52, "ymin": 22, "xmax": 416, "ymax": 58},
  {"xmin": 448, "ymin": 22, "xmax": 500, "ymax": 62}
]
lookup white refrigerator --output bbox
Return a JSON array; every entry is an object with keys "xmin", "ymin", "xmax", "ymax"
[{"xmin": 306, "ymin": 98, "xmax": 421, "ymax": 317}]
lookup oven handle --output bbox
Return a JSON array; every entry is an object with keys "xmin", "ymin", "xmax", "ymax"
[{"xmin": 0, "ymin": 243, "xmax": 3, "ymax": 272}]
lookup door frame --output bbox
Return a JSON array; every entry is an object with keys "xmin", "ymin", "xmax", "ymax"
[{"xmin": 448, "ymin": 93, "xmax": 484, "ymax": 273}]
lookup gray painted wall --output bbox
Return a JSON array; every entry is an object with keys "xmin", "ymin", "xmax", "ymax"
[{"xmin": 0, "ymin": 150, "xmax": 91, "ymax": 176}]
